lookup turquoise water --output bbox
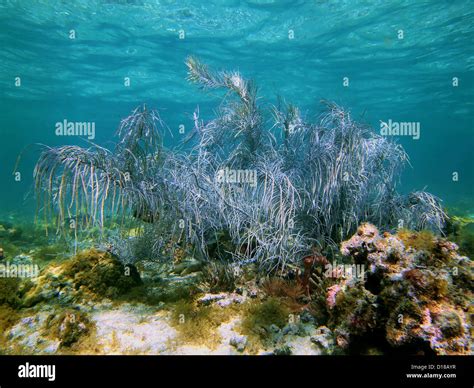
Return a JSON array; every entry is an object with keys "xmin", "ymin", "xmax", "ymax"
[{"xmin": 0, "ymin": 0, "xmax": 473, "ymax": 214}]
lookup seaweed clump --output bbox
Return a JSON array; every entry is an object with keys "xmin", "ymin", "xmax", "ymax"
[
  {"xmin": 43, "ymin": 310, "xmax": 93, "ymax": 348},
  {"xmin": 24, "ymin": 249, "xmax": 142, "ymax": 306},
  {"xmin": 0, "ymin": 278, "xmax": 27, "ymax": 350},
  {"xmin": 0, "ymin": 278, "xmax": 24, "ymax": 308},
  {"xmin": 240, "ymin": 298, "xmax": 290, "ymax": 346},
  {"xmin": 445, "ymin": 214, "xmax": 474, "ymax": 258},
  {"xmin": 324, "ymin": 223, "xmax": 472, "ymax": 355},
  {"xmin": 198, "ymin": 261, "xmax": 237, "ymax": 293},
  {"xmin": 261, "ymin": 278, "xmax": 307, "ymax": 313},
  {"xmin": 61, "ymin": 249, "xmax": 142, "ymax": 298},
  {"xmin": 396, "ymin": 229, "xmax": 436, "ymax": 252},
  {"xmin": 170, "ymin": 299, "xmax": 237, "ymax": 348}
]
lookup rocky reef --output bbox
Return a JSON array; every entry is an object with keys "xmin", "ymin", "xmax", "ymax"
[
  {"xmin": 325, "ymin": 223, "xmax": 472, "ymax": 355},
  {"xmin": 0, "ymin": 217, "xmax": 471, "ymax": 355},
  {"xmin": 22, "ymin": 249, "xmax": 142, "ymax": 307}
]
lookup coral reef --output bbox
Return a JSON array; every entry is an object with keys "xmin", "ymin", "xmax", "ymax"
[
  {"xmin": 0, "ymin": 223, "xmax": 470, "ymax": 356},
  {"xmin": 325, "ymin": 223, "xmax": 472, "ymax": 355},
  {"xmin": 7, "ymin": 58, "xmax": 470, "ymax": 356}
]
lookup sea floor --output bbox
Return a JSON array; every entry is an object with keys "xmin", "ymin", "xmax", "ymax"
[
  {"xmin": 7, "ymin": 302, "xmax": 326, "ymax": 355},
  {"xmin": 0, "ymin": 210, "xmax": 473, "ymax": 356},
  {"xmin": 1, "ymin": 251, "xmax": 328, "ymax": 355}
]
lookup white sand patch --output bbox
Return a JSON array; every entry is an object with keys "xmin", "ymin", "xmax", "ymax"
[
  {"xmin": 7, "ymin": 311, "xmax": 60, "ymax": 354},
  {"xmin": 91, "ymin": 304, "xmax": 177, "ymax": 355},
  {"xmin": 284, "ymin": 335, "xmax": 321, "ymax": 355}
]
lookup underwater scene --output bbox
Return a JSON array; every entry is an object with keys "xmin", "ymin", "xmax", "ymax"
[{"xmin": 0, "ymin": 0, "xmax": 473, "ymax": 358}]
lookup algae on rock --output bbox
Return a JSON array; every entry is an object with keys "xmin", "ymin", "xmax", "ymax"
[{"xmin": 323, "ymin": 223, "xmax": 472, "ymax": 355}]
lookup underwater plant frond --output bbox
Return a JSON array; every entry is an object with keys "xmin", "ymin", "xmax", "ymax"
[
  {"xmin": 186, "ymin": 56, "xmax": 251, "ymax": 103},
  {"xmin": 186, "ymin": 56, "xmax": 224, "ymax": 90},
  {"xmin": 116, "ymin": 104, "xmax": 167, "ymax": 176},
  {"xmin": 33, "ymin": 144, "xmax": 130, "ymax": 234},
  {"xmin": 31, "ymin": 57, "xmax": 447, "ymax": 275},
  {"xmin": 392, "ymin": 191, "xmax": 448, "ymax": 232},
  {"xmin": 186, "ymin": 56, "xmax": 263, "ymax": 167}
]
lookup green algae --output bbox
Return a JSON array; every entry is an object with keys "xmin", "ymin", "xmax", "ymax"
[
  {"xmin": 61, "ymin": 249, "xmax": 142, "ymax": 299},
  {"xmin": 31, "ymin": 243, "xmax": 69, "ymax": 263},
  {"xmin": 170, "ymin": 299, "xmax": 238, "ymax": 348},
  {"xmin": 436, "ymin": 310, "xmax": 464, "ymax": 338},
  {"xmin": 240, "ymin": 297, "xmax": 289, "ymax": 343},
  {"xmin": 0, "ymin": 277, "xmax": 32, "ymax": 353},
  {"xmin": 43, "ymin": 309, "xmax": 94, "ymax": 348},
  {"xmin": 397, "ymin": 229, "xmax": 436, "ymax": 252},
  {"xmin": 23, "ymin": 249, "xmax": 143, "ymax": 307},
  {"xmin": 0, "ymin": 305, "xmax": 21, "ymax": 351},
  {"xmin": 0, "ymin": 278, "xmax": 23, "ymax": 308},
  {"xmin": 118, "ymin": 281, "xmax": 200, "ymax": 306},
  {"xmin": 0, "ymin": 277, "xmax": 33, "ymax": 308}
]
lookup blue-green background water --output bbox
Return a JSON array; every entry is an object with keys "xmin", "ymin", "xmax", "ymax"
[{"xmin": 0, "ymin": 0, "xmax": 473, "ymax": 216}]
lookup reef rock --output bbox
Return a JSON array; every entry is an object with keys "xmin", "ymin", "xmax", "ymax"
[
  {"xmin": 24, "ymin": 249, "xmax": 142, "ymax": 306},
  {"xmin": 197, "ymin": 292, "xmax": 246, "ymax": 307},
  {"xmin": 44, "ymin": 310, "xmax": 92, "ymax": 348},
  {"xmin": 329, "ymin": 223, "xmax": 472, "ymax": 355},
  {"xmin": 310, "ymin": 326, "xmax": 335, "ymax": 354},
  {"xmin": 229, "ymin": 334, "xmax": 248, "ymax": 352}
]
